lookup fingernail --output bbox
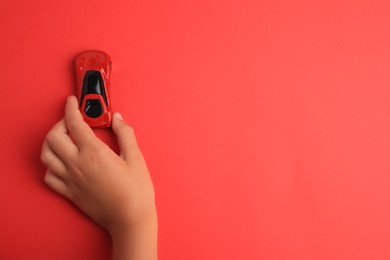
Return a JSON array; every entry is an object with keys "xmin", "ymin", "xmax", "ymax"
[{"xmin": 114, "ymin": 112, "xmax": 123, "ymax": 120}]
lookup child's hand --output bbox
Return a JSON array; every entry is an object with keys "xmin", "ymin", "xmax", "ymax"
[{"xmin": 41, "ymin": 96, "xmax": 157, "ymax": 259}]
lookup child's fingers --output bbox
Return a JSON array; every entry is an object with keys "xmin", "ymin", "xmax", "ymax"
[
  {"xmin": 45, "ymin": 118, "xmax": 79, "ymax": 163},
  {"xmin": 41, "ymin": 141, "xmax": 68, "ymax": 180},
  {"xmin": 44, "ymin": 169, "xmax": 71, "ymax": 200},
  {"xmin": 65, "ymin": 95, "xmax": 97, "ymax": 149},
  {"xmin": 111, "ymin": 112, "xmax": 142, "ymax": 163}
]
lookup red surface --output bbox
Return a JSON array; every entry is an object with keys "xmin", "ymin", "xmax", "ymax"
[{"xmin": 1, "ymin": 0, "xmax": 390, "ymax": 259}]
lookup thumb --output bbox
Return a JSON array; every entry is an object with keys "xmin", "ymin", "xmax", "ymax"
[{"xmin": 111, "ymin": 112, "xmax": 141, "ymax": 162}]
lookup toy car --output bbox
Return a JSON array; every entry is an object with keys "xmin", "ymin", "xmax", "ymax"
[{"xmin": 75, "ymin": 50, "xmax": 112, "ymax": 128}]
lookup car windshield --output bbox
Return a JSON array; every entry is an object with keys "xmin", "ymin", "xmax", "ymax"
[{"xmin": 81, "ymin": 70, "xmax": 108, "ymax": 105}]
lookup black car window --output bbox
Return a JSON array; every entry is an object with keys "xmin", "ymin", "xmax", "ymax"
[
  {"xmin": 85, "ymin": 99, "xmax": 103, "ymax": 118},
  {"xmin": 81, "ymin": 70, "xmax": 108, "ymax": 106}
]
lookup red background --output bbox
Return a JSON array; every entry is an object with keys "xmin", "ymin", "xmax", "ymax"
[{"xmin": 1, "ymin": 0, "xmax": 390, "ymax": 259}]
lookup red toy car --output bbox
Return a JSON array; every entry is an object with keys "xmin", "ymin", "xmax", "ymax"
[{"xmin": 75, "ymin": 50, "xmax": 112, "ymax": 128}]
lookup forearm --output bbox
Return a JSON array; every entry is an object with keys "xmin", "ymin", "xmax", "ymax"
[{"xmin": 111, "ymin": 217, "xmax": 158, "ymax": 260}]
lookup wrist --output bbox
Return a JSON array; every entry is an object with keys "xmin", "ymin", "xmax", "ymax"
[
  {"xmin": 108, "ymin": 206, "xmax": 158, "ymax": 235},
  {"xmin": 109, "ymin": 212, "xmax": 158, "ymax": 238},
  {"xmin": 110, "ymin": 213, "xmax": 158, "ymax": 260}
]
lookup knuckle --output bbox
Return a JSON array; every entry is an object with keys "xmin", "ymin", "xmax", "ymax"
[
  {"xmin": 44, "ymin": 172, "xmax": 55, "ymax": 187},
  {"xmin": 67, "ymin": 163, "xmax": 83, "ymax": 177},
  {"xmin": 40, "ymin": 151, "xmax": 49, "ymax": 165},
  {"xmin": 89, "ymin": 138, "xmax": 108, "ymax": 151},
  {"xmin": 86, "ymin": 146, "xmax": 105, "ymax": 162},
  {"xmin": 43, "ymin": 173, "xmax": 50, "ymax": 184},
  {"xmin": 45, "ymin": 130, "xmax": 58, "ymax": 144},
  {"xmin": 84, "ymin": 141, "xmax": 103, "ymax": 155}
]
